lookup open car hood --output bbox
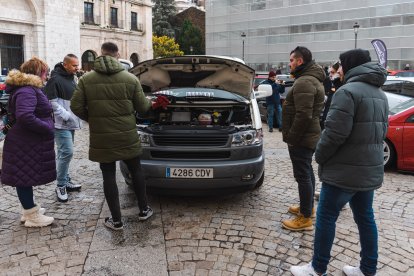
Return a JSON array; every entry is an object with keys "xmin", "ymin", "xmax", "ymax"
[{"xmin": 130, "ymin": 56, "xmax": 255, "ymax": 98}]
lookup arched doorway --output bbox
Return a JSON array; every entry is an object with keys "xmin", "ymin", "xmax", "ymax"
[
  {"xmin": 130, "ymin": 53, "xmax": 139, "ymax": 66},
  {"xmin": 81, "ymin": 50, "xmax": 97, "ymax": 71}
]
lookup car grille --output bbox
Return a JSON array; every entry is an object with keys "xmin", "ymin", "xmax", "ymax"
[
  {"xmin": 152, "ymin": 134, "xmax": 229, "ymax": 147},
  {"xmin": 151, "ymin": 151, "xmax": 230, "ymax": 159}
]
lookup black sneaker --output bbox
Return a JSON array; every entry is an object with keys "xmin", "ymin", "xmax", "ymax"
[
  {"xmin": 66, "ymin": 178, "xmax": 82, "ymax": 191},
  {"xmin": 103, "ymin": 217, "xmax": 123, "ymax": 231},
  {"xmin": 138, "ymin": 206, "xmax": 153, "ymax": 221},
  {"xmin": 269, "ymin": 128, "xmax": 273, "ymax": 132}
]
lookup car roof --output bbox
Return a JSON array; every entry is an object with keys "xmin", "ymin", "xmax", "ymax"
[
  {"xmin": 386, "ymin": 76, "xmax": 414, "ymax": 82},
  {"xmin": 384, "ymin": 91, "xmax": 412, "ymax": 109}
]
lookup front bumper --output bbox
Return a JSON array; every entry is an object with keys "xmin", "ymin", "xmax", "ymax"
[{"xmin": 142, "ymin": 154, "xmax": 265, "ymax": 190}]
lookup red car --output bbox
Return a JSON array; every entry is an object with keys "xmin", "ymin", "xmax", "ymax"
[
  {"xmin": 384, "ymin": 99, "xmax": 414, "ymax": 171},
  {"xmin": 388, "ymin": 70, "xmax": 414, "ymax": 77}
]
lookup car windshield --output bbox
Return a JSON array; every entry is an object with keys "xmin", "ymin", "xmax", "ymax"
[{"xmin": 389, "ymin": 98, "xmax": 414, "ymax": 115}]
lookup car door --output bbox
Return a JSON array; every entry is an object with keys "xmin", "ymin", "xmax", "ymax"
[{"xmin": 402, "ymin": 112, "xmax": 414, "ymax": 170}]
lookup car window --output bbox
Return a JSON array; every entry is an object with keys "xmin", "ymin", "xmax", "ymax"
[
  {"xmin": 382, "ymin": 80, "xmax": 402, "ymax": 94},
  {"xmin": 389, "ymin": 98, "xmax": 414, "ymax": 115},
  {"xmin": 401, "ymin": 81, "xmax": 414, "ymax": 97},
  {"xmin": 406, "ymin": 114, "xmax": 414, "ymax": 123},
  {"xmin": 395, "ymin": 71, "xmax": 414, "ymax": 77}
]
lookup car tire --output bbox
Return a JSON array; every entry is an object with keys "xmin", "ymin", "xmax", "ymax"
[
  {"xmin": 384, "ymin": 139, "xmax": 396, "ymax": 169},
  {"xmin": 254, "ymin": 171, "xmax": 265, "ymax": 188},
  {"xmin": 119, "ymin": 161, "xmax": 132, "ymax": 186}
]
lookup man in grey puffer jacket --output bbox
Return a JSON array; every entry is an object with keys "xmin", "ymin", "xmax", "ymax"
[{"xmin": 291, "ymin": 49, "xmax": 388, "ymax": 276}]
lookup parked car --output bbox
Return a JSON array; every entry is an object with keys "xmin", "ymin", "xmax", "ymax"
[
  {"xmin": 0, "ymin": 75, "xmax": 6, "ymax": 96},
  {"xmin": 384, "ymin": 98, "xmax": 414, "ymax": 171},
  {"xmin": 384, "ymin": 91, "xmax": 412, "ymax": 109},
  {"xmin": 388, "ymin": 70, "xmax": 414, "ymax": 77},
  {"xmin": 119, "ymin": 59, "xmax": 134, "ymax": 70},
  {"xmin": 253, "ymin": 72, "xmax": 267, "ymax": 90},
  {"xmin": 382, "ymin": 77, "xmax": 414, "ymax": 98},
  {"xmin": 120, "ymin": 56, "xmax": 272, "ymax": 194},
  {"xmin": 0, "ymin": 75, "xmax": 8, "ymax": 106}
]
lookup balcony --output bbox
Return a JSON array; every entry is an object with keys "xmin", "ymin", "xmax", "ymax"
[
  {"xmin": 81, "ymin": 16, "xmax": 101, "ymax": 26},
  {"xmin": 131, "ymin": 23, "xmax": 144, "ymax": 32}
]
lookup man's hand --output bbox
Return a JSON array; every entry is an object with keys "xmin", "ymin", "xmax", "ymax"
[{"xmin": 151, "ymin": 95, "xmax": 170, "ymax": 109}]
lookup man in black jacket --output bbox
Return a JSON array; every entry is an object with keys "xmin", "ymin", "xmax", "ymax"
[{"xmin": 45, "ymin": 54, "xmax": 82, "ymax": 202}]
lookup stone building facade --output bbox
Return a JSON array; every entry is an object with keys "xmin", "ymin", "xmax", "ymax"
[{"xmin": 0, "ymin": 0, "xmax": 152, "ymax": 73}]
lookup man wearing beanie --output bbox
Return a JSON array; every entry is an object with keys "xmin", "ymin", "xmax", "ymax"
[
  {"xmin": 291, "ymin": 49, "xmax": 388, "ymax": 276},
  {"xmin": 262, "ymin": 70, "xmax": 285, "ymax": 132},
  {"xmin": 281, "ymin": 46, "xmax": 325, "ymax": 231}
]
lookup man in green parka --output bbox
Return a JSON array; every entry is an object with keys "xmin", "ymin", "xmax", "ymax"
[
  {"xmin": 71, "ymin": 42, "xmax": 168, "ymax": 230},
  {"xmin": 281, "ymin": 46, "xmax": 326, "ymax": 231}
]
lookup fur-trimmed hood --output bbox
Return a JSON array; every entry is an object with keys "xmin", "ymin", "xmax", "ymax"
[{"xmin": 5, "ymin": 70, "xmax": 44, "ymax": 88}]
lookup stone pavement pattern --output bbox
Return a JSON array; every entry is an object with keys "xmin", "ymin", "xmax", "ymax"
[{"xmin": 0, "ymin": 124, "xmax": 413, "ymax": 275}]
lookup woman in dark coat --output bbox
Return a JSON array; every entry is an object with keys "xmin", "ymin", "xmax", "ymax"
[{"xmin": 1, "ymin": 57, "xmax": 56, "ymax": 227}]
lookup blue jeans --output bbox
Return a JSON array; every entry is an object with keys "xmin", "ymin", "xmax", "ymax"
[
  {"xmin": 55, "ymin": 129, "xmax": 74, "ymax": 187},
  {"xmin": 312, "ymin": 183, "xmax": 378, "ymax": 275},
  {"xmin": 267, "ymin": 104, "xmax": 282, "ymax": 129},
  {"xmin": 288, "ymin": 146, "xmax": 315, "ymax": 217}
]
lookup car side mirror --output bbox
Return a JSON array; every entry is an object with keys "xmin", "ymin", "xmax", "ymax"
[{"xmin": 255, "ymin": 84, "xmax": 272, "ymax": 99}]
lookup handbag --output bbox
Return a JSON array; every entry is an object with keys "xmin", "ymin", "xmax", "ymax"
[{"xmin": 0, "ymin": 97, "xmax": 15, "ymax": 136}]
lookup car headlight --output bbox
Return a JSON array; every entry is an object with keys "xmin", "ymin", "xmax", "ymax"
[
  {"xmin": 138, "ymin": 131, "xmax": 151, "ymax": 147},
  {"xmin": 231, "ymin": 129, "xmax": 263, "ymax": 147}
]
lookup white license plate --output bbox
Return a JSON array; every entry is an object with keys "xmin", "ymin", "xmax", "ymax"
[{"xmin": 166, "ymin": 167, "xmax": 213, "ymax": 178}]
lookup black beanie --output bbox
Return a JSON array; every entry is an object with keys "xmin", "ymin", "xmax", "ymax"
[{"xmin": 339, "ymin": 49, "xmax": 371, "ymax": 74}]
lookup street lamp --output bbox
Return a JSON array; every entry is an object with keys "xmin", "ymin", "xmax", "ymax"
[
  {"xmin": 241, "ymin": 32, "xmax": 246, "ymax": 61},
  {"xmin": 353, "ymin": 22, "xmax": 360, "ymax": 49},
  {"xmin": 190, "ymin": 46, "xmax": 193, "ymax": 54}
]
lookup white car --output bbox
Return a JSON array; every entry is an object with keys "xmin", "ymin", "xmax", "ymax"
[
  {"xmin": 384, "ymin": 92, "xmax": 412, "ymax": 109},
  {"xmin": 121, "ymin": 56, "xmax": 272, "ymax": 194}
]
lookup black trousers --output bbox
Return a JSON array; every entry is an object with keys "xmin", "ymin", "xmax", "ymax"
[
  {"xmin": 288, "ymin": 145, "xmax": 315, "ymax": 218},
  {"xmin": 99, "ymin": 156, "xmax": 148, "ymax": 222}
]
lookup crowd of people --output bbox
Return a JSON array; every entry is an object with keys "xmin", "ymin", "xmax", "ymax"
[{"xmin": 1, "ymin": 42, "xmax": 388, "ymax": 276}]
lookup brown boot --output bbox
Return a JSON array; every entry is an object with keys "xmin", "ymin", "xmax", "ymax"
[
  {"xmin": 288, "ymin": 205, "xmax": 316, "ymax": 218},
  {"xmin": 282, "ymin": 214, "xmax": 313, "ymax": 231}
]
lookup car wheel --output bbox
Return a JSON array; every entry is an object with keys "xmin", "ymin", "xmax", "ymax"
[
  {"xmin": 119, "ymin": 161, "xmax": 132, "ymax": 186},
  {"xmin": 383, "ymin": 139, "xmax": 396, "ymax": 168},
  {"xmin": 254, "ymin": 171, "xmax": 265, "ymax": 188}
]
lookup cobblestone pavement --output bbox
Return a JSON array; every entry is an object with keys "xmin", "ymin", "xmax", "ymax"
[{"xmin": 0, "ymin": 123, "xmax": 413, "ymax": 275}]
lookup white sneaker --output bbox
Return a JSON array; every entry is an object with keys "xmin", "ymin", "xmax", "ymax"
[
  {"xmin": 56, "ymin": 186, "xmax": 68, "ymax": 202},
  {"xmin": 290, "ymin": 262, "xmax": 326, "ymax": 276},
  {"xmin": 23, "ymin": 206, "xmax": 54, "ymax": 227},
  {"xmin": 21, "ymin": 207, "xmax": 45, "ymax": 223},
  {"xmin": 343, "ymin": 265, "xmax": 376, "ymax": 276}
]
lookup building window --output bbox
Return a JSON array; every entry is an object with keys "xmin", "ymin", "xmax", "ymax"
[
  {"xmin": 110, "ymin": 7, "xmax": 118, "ymax": 27},
  {"xmin": 84, "ymin": 2, "xmax": 94, "ymax": 24},
  {"xmin": 131, "ymin": 12, "xmax": 138, "ymax": 30}
]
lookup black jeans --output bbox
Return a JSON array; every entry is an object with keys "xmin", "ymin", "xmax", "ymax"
[
  {"xmin": 288, "ymin": 145, "xmax": 315, "ymax": 217},
  {"xmin": 16, "ymin": 186, "xmax": 36, "ymax": 210},
  {"xmin": 99, "ymin": 156, "xmax": 148, "ymax": 222}
]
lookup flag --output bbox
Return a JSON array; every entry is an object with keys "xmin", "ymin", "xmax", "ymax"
[{"xmin": 371, "ymin": 39, "xmax": 387, "ymax": 68}]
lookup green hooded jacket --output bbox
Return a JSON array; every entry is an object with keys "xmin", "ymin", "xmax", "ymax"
[
  {"xmin": 315, "ymin": 62, "xmax": 388, "ymax": 191},
  {"xmin": 71, "ymin": 56, "xmax": 151, "ymax": 163},
  {"xmin": 282, "ymin": 61, "xmax": 326, "ymax": 149}
]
